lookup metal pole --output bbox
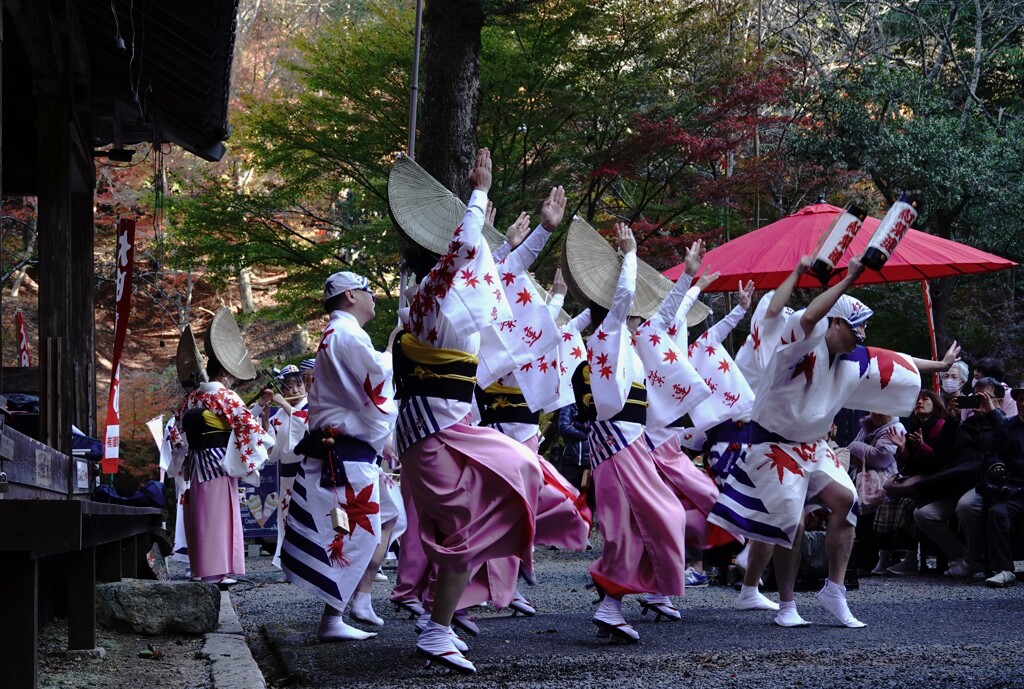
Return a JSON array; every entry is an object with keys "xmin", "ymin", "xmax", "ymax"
[{"xmin": 407, "ymin": 0, "xmax": 424, "ymax": 158}]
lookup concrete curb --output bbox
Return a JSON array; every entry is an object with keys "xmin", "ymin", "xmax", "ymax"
[{"xmin": 202, "ymin": 592, "xmax": 266, "ymax": 689}]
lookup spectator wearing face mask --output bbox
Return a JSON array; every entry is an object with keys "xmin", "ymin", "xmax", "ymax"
[{"xmin": 938, "ymin": 360, "xmax": 969, "ymax": 408}]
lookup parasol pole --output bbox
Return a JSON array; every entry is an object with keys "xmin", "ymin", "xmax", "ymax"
[
  {"xmin": 922, "ymin": 279, "xmax": 939, "ymax": 392},
  {"xmin": 399, "ymin": 0, "xmax": 424, "ymax": 317}
]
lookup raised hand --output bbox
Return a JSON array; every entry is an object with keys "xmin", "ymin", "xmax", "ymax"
[
  {"xmin": 551, "ymin": 268, "xmax": 567, "ymax": 297},
  {"xmin": 504, "ymin": 211, "xmax": 531, "ymax": 249},
  {"xmin": 846, "ymin": 253, "xmax": 866, "ymax": 281},
  {"xmin": 468, "ymin": 148, "xmax": 492, "ymax": 193},
  {"xmin": 684, "ymin": 238, "xmax": 705, "ymax": 276},
  {"xmin": 540, "ymin": 186, "xmax": 567, "ymax": 231},
  {"xmin": 738, "ymin": 279, "xmax": 755, "ymax": 309},
  {"xmin": 615, "ymin": 223, "xmax": 636, "ymax": 254},
  {"xmin": 941, "ymin": 340, "xmax": 962, "ymax": 369},
  {"xmin": 696, "ymin": 269, "xmax": 721, "ymax": 291}
]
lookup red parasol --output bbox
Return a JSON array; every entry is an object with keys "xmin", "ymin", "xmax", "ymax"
[
  {"xmin": 663, "ymin": 202, "xmax": 1017, "ymax": 373},
  {"xmin": 663, "ymin": 203, "xmax": 1016, "ymax": 287}
]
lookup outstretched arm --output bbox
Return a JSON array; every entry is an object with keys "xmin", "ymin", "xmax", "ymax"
[
  {"xmin": 913, "ymin": 341, "xmax": 961, "ymax": 374},
  {"xmin": 607, "ymin": 224, "xmax": 637, "ymax": 325},
  {"xmin": 799, "ymin": 254, "xmax": 866, "ymax": 335},
  {"xmin": 767, "ymin": 255, "xmax": 813, "ymax": 319}
]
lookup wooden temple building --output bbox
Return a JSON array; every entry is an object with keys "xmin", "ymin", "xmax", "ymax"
[{"xmin": 0, "ymin": 1, "xmax": 239, "ymax": 686}]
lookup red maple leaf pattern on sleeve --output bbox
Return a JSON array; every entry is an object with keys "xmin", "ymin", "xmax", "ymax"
[
  {"xmin": 750, "ymin": 323, "xmax": 761, "ymax": 350},
  {"xmin": 866, "ymin": 347, "xmax": 916, "ymax": 390},
  {"xmin": 362, "ymin": 374, "xmax": 390, "ymax": 413}
]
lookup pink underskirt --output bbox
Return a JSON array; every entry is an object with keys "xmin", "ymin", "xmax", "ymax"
[
  {"xmin": 183, "ymin": 475, "xmax": 245, "ymax": 579},
  {"xmin": 651, "ymin": 436, "xmax": 735, "ymax": 548},
  {"xmin": 402, "ymin": 422, "xmax": 540, "ymax": 575},
  {"xmin": 589, "ymin": 440, "xmax": 687, "ymax": 599},
  {"xmin": 522, "ymin": 435, "xmax": 591, "ymax": 552}
]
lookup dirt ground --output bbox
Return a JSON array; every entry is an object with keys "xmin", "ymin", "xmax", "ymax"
[{"xmin": 37, "ymin": 617, "xmax": 212, "ymax": 689}]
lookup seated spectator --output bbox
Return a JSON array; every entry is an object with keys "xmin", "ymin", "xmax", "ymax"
[
  {"xmin": 938, "ymin": 360, "xmax": 969, "ymax": 409},
  {"xmin": 909, "ymin": 377, "xmax": 1005, "ymax": 577},
  {"xmin": 876, "ymin": 389, "xmax": 947, "ymax": 574},
  {"xmin": 955, "ymin": 387, "xmax": 1024, "ymax": 587},
  {"xmin": 971, "ymin": 357, "xmax": 1018, "ymax": 419},
  {"xmin": 847, "ymin": 412, "xmax": 904, "ymax": 575}
]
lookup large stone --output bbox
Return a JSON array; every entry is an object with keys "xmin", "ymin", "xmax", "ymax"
[{"xmin": 95, "ymin": 579, "xmax": 221, "ymax": 635}]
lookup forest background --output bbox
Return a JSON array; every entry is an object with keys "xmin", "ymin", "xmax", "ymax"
[{"xmin": 2, "ymin": 0, "xmax": 1023, "ymax": 486}]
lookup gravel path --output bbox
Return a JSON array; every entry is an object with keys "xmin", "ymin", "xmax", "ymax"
[{"xmin": 230, "ymin": 540, "xmax": 1024, "ymax": 689}]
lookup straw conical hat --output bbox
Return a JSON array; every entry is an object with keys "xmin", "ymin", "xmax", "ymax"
[
  {"xmin": 175, "ymin": 324, "xmax": 207, "ymax": 387},
  {"xmin": 388, "ymin": 153, "xmax": 505, "ymax": 255},
  {"xmin": 561, "ymin": 217, "xmax": 713, "ymax": 324},
  {"xmin": 204, "ymin": 308, "xmax": 257, "ymax": 381}
]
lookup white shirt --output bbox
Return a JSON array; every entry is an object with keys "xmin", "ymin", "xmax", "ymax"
[{"xmin": 309, "ymin": 310, "xmax": 397, "ymax": 453}]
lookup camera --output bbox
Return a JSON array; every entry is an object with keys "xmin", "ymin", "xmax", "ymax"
[
  {"xmin": 979, "ymin": 461, "xmax": 1021, "ymax": 501},
  {"xmin": 956, "ymin": 395, "xmax": 983, "ymax": 409}
]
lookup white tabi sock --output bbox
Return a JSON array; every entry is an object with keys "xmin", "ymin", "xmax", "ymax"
[
  {"xmin": 773, "ymin": 600, "xmax": 810, "ymax": 627},
  {"xmin": 737, "ymin": 584, "xmax": 780, "ymax": 611},
  {"xmin": 816, "ymin": 579, "xmax": 866, "ymax": 628}
]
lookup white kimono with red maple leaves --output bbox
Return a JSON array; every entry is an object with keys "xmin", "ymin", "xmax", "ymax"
[
  {"xmin": 708, "ymin": 309, "xmax": 920, "ymax": 547},
  {"xmin": 171, "ymin": 381, "xmax": 275, "ymax": 579},
  {"xmin": 396, "ymin": 188, "xmax": 541, "ymax": 610},
  {"xmin": 583, "ymin": 251, "xmax": 688, "ymax": 598},
  {"xmin": 281, "ymin": 310, "xmax": 404, "ymax": 613}
]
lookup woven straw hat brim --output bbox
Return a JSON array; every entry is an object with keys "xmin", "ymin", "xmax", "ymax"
[
  {"xmin": 388, "ymin": 153, "xmax": 504, "ymax": 256},
  {"xmin": 684, "ymin": 295, "xmax": 711, "ymax": 327},
  {"xmin": 562, "ymin": 217, "xmax": 669, "ymax": 318},
  {"xmin": 175, "ymin": 324, "xmax": 207, "ymax": 386},
  {"xmin": 204, "ymin": 308, "xmax": 257, "ymax": 381}
]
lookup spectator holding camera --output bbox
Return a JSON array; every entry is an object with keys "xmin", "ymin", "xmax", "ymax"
[
  {"xmin": 969, "ymin": 357, "xmax": 1017, "ymax": 419},
  {"xmin": 954, "ymin": 387, "xmax": 1024, "ymax": 587},
  {"xmin": 909, "ymin": 378, "xmax": 1005, "ymax": 577}
]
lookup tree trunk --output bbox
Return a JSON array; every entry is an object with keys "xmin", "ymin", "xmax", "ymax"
[
  {"xmin": 238, "ymin": 267, "xmax": 256, "ymax": 314},
  {"xmin": 418, "ymin": 0, "xmax": 485, "ymax": 199}
]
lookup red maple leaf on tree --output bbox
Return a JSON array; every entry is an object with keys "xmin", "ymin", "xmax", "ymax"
[
  {"xmin": 866, "ymin": 347, "xmax": 916, "ymax": 389},
  {"xmin": 759, "ymin": 445, "xmax": 806, "ymax": 483}
]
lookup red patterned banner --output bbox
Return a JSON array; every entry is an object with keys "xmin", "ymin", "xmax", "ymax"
[
  {"xmin": 15, "ymin": 309, "xmax": 30, "ymax": 366},
  {"xmin": 101, "ymin": 218, "xmax": 136, "ymax": 475}
]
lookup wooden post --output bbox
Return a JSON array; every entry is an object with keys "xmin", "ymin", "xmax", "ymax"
[
  {"xmin": 96, "ymin": 541, "xmax": 121, "ymax": 583},
  {"xmin": 36, "ymin": 75, "xmax": 73, "ymax": 455},
  {"xmin": 0, "ymin": 553, "xmax": 39, "ymax": 689},
  {"xmin": 67, "ymin": 547, "xmax": 96, "ymax": 650}
]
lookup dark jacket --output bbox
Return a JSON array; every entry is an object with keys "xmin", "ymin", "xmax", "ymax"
[
  {"xmin": 988, "ymin": 415, "xmax": 1024, "ymax": 489},
  {"xmin": 915, "ymin": 409, "xmax": 1004, "ymax": 502},
  {"xmin": 556, "ymin": 404, "xmax": 590, "ymax": 468},
  {"xmin": 895, "ymin": 413, "xmax": 946, "ymax": 476}
]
